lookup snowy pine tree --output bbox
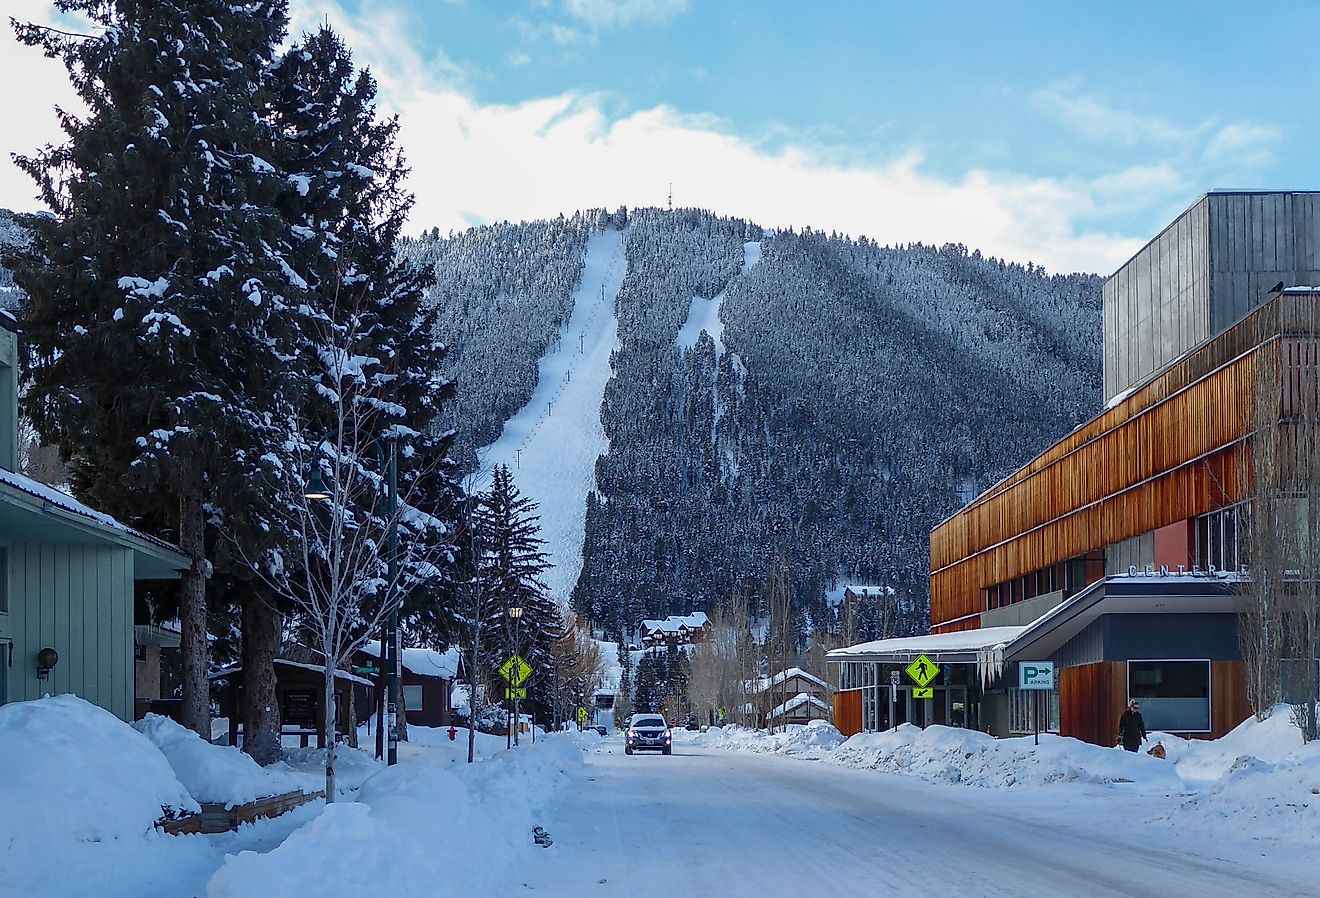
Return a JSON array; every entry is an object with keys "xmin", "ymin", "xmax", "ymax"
[
  {"xmin": 10, "ymin": 0, "xmax": 311, "ymax": 736},
  {"xmin": 477, "ymin": 465, "xmax": 555, "ymax": 717}
]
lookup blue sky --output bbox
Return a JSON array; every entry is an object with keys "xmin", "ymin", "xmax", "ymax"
[{"xmin": 3, "ymin": 0, "xmax": 1317, "ymax": 272}]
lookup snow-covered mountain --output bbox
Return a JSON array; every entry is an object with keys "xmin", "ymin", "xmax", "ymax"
[
  {"xmin": 404, "ymin": 207, "xmax": 1103, "ymax": 642},
  {"xmin": 3, "ymin": 205, "xmax": 1101, "ymax": 641}
]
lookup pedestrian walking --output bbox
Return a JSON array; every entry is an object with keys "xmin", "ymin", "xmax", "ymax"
[{"xmin": 1118, "ymin": 699, "xmax": 1147, "ymax": 751}]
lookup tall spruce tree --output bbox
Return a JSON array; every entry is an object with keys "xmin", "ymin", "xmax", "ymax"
[
  {"xmin": 10, "ymin": 0, "xmax": 309, "ymax": 735},
  {"xmin": 207, "ymin": 24, "xmax": 460, "ymax": 760},
  {"xmin": 478, "ymin": 465, "xmax": 556, "ymax": 714}
]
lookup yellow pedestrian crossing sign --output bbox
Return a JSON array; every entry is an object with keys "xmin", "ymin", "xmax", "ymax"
[
  {"xmin": 576, "ymin": 707, "xmax": 588, "ymax": 724},
  {"xmin": 499, "ymin": 655, "xmax": 532, "ymax": 687},
  {"xmin": 913, "ymin": 687, "xmax": 934, "ymax": 699},
  {"xmin": 905, "ymin": 654, "xmax": 941, "ymax": 687}
]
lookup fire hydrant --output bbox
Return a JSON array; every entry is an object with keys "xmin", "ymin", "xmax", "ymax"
[{"xmin": 447, "ymin": 726, "xmax": 458, "ymax": 741}]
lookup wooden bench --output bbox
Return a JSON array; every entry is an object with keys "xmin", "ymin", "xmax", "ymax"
[{"xmin": 161, "ymin": 789, "xmax": 324, "ymax": 835}]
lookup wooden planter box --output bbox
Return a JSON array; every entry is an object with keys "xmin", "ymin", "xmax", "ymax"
[{"xmin": 162, "ymin": 789, "xmax": 323, "ymax": 835}]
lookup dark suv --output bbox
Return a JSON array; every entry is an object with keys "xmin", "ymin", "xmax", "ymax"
[{"xmin": 624, "ymin": 714, "xmax": 672, "ymax": 755}]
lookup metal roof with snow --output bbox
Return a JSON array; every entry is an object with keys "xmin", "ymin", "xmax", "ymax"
[{"xmin": 826, "ymin": 626, "xmax": 1027, "ymax": 664}]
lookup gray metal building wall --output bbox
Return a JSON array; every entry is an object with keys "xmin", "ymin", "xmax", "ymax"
[{"xmin": 1103, "ymin": 191, "xmax": 1320, "ymax": 401}]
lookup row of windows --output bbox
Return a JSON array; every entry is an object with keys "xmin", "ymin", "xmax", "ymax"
[{"xmin": 984, "ymin": 555, "xmax": 1091, "ymax": 612}]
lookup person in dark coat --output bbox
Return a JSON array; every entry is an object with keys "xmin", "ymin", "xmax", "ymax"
[{"xmin": 1118, "ymin": 700, "xmax": 1147, "ymax": 751}]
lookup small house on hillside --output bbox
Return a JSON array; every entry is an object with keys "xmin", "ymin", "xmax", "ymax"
[
  {"xmin": 0, "ymin": 312, "xmax": 190, "ymax": 721},
  {"xmin": 357, "ymin": 642, "xmax": 462, "ymax": 728},
  {"xmin": 638, "ymin": 612, "xmax": 709, "ymax": 649}
]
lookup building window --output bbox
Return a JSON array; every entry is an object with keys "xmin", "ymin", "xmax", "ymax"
[
  {"xmin": 1009, "ymin": 688, "xmax": 1059, "ymax": 734},
  {"xmin": 1195, "ymin": 503, "xmax": 1249, "ymax": 573},
  {"xmin": 403, "ymin": 684, "xmax": 424, "ymax": 711},
  {"xmin": 1128, "ymin": 660, "xmax": 1210, "ymax": 732}
]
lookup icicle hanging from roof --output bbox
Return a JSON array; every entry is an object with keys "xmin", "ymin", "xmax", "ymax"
[{"xmin": 977, "ymin": 641, "xmax": 1007, "ymax": 688}]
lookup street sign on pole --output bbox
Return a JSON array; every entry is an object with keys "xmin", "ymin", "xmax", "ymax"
[
  {"xmin": 913, "ymin": 687, "xmax": 934, "ymax": 699},
  {"xmin": 576, "ymin": 707, "xmax": 588, "ymax": 725},
  {"xmin": 499, "ymin": 655, "xmax": 532, "ymax": 687},
  {"xmin": 1018, "ymin": 661, "xmax": 1056, "ymax": 690},
  {"xmin": 505, "ymin": 686, "xmax": 527, "ymax": 701},
  {"xmin": 905, "ymin": 654, "xmax": 941, "ymax": 688},
  {"xmin": 889, "ymin": 670, "xmax": 900, "ymax": 686}
]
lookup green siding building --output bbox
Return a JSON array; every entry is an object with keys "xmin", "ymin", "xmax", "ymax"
[{"xmin": 0, "ymin": 312, "xmax": 188, "ymax": 720}]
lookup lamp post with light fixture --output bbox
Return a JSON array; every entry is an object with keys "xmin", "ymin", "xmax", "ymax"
[
  {"xmin": 304, "ymin": 434, "xmax": 401, "ymax": 766},
  {"xmin": 507, "ymin": 605, "xmax": 524, "ymax": 747}
]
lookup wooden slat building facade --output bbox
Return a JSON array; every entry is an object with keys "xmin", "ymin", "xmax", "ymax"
[{"xmin": 898, "ymin": 191, "xmax": 1320, "ymax": 745}]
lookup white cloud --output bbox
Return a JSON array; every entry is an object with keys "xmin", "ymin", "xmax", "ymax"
[
  {"xmin": 0, "ymin": 0, "xmax": 87, "ymax": 213},
  {"xmin": 1031, "ymin": 82, "xmax": 1202, "ymax": 146},
  {"xmin": 562, "ymin": 0, "xmax": 691, "ymax": 29},
  {"xmin": 1, "ymin": 0, "xmax": 1178, "ymax": 274},
  {"xmin": 1202, "ymin": 122, "xmax": 1282, "ymax": 170},
  {"xmin": 1031, "ymin": 81, "xmax": 1279, "ymax": 174}
]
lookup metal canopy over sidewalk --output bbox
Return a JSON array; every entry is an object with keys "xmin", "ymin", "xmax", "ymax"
[{"xmin": 826, "ymin": 626, "xmax": 1027, "ymax": 665}]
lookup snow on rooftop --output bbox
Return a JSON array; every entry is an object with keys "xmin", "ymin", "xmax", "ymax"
[
  {"xmin": 0, "ymin": 467, "xmax": 189, "ymax": 562},
  {"xmin": 359, "ymin": 643, "xmax": 461, "ymax": 679},
  {"xmin": 209, "ymin": 658, "xmax": 374, "ymax": 687},
  {"xmin": 827, "ymin": 626, "xmax": 1026, "ymax": 660},
  {"xmin": 769, "ymin": 692, "xmax": 832, "ymax": 719},
  {"xmin": 641, "ymin": 612, "xmax": 710, "ymax": 634},
  {"xmin": 758, "ymin": 667, "xmax": 830, "ymax": 693}
]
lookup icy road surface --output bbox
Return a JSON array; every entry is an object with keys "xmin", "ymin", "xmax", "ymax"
[{"xmin": 521, "ymin": 739, "xmax": 1317, "ymax": 897}]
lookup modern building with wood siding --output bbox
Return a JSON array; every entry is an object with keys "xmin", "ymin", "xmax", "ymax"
[
  {"xmin": 0, "ymin": 312, "xmax": 189, "ymax": 720},
  {"xmin": 830, "ymin": 190, "xmax": 1320, "ymax": 744}
]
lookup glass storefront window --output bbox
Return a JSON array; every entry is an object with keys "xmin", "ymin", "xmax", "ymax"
[{"xmin": 1128, "ymin": 660, "xmax": 1210, "ymax": 732}]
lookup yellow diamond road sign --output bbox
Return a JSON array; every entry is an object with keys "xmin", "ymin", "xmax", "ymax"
[
  {"xmin": 499, "ymin": 655, "xmax": 532, "ymax": 687},
  {"xmin": 576, "ymin": 707, "xmax": 588, "ymax": 723},
  {"xmin": 905, "ymin": 654, "xmax": 941, "ymax": 687}
]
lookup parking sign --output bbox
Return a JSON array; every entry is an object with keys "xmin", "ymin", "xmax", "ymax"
[{"xmin": 1018, "ymin": 661, "xmax": 1056, "ymax": 690}]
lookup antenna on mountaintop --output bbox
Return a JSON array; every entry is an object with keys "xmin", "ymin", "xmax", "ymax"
[{"xmin": 668, "ymin": 182, "xmax": 673, "ymax": 212}]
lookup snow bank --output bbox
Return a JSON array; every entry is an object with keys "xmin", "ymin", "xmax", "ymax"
[
  {"xmin": 833, "ymin": 725, "xmax": 1182, "ymax": 790},
  {"xmin": 1154, "ymin": 706, "xmax": 1320, "ymax": 843},
  {"xmin": 134, "ymin": 714, "xmax": 307, "ymax": 807},
  {"xmin": 0, "ymin": 696, "xmax": 198, "ymax": 883},
  {"xmin": 270, "ymin": 744, "xmax": 382, "ymax": 797},
  {"xmin": 208, "ymin": 734, "xmax": 583, "ymax": 897},
  {"xmin": 686, "ymin": 720, "xmax": 846, "ymax": 756}
]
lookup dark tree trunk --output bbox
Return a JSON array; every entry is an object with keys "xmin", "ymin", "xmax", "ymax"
[
  {"xmin": 179, "ymin": 487, "xmax": 210, "ymax": 737},
  {"xmin": 241, "ymin": 592, "xmax": 282, "ymax": 764}
]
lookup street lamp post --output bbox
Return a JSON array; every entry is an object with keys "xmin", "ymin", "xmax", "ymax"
[
  {"xmin": 305, "ymin": 434, "xmax": 401, "ymax": 766},
  {"xmin": 508, "ymin": 606, "xmax": 524, "ymax": 747}
]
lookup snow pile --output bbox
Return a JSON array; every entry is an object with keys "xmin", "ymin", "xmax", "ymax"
[
  {"xmin": 207, "ymin": 734, "xmax": 583, "ymax": 897},
  {"xmin": 832, "ymin": 724, "xmax": 1182, "ymax": 790},
  {"xmin": 133, "ymin": 714, "xmax": 307, "ymax": 807},
  {"xmin": 1154, "ymin": 706, "xmax": 1320, "ymax": 842},
  {"xmin": 0, "ymin": 696, "xmax": 198, "ymax": 884},
  {"xmin": 271, "ymin": 744, "xmax": 382, "ymax": 797},
  {"xmin": 686, "ymin": 721, "xmax": 846, "ymax": 756}
]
